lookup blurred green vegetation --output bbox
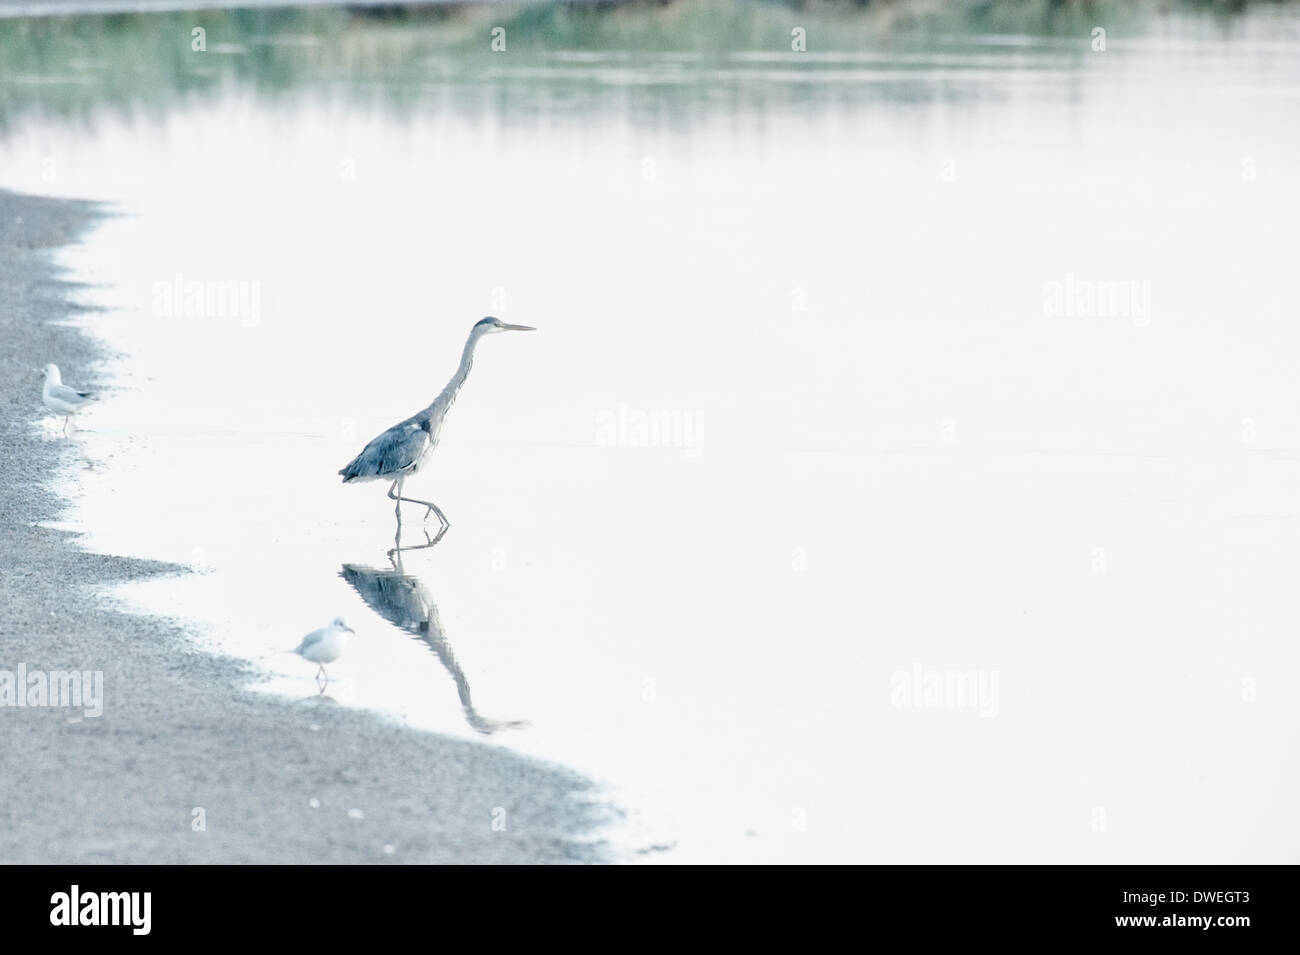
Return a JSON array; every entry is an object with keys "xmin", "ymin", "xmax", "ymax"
[{"xmin": 0, "ymin": 0, "xmax": 1291, "ymax": 129}]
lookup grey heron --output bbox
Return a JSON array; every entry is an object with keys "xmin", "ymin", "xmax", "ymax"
[
  {"xmin": 292, "ymin": 616, "xmax": 354, "ymax": 689},
  {"xmin": 339, "ymin": 316, "xmax": 535, "ymax": 535},
  {"xmin": 39, "ymin": 364, "xmax": 93, "ymax": 435}
]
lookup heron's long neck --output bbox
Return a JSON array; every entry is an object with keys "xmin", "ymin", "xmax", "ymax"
[{"xmin": 426, "ymin": 329, "xmax": 484, "ymax": 421}]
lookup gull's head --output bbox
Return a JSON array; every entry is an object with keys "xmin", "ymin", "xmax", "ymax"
[
  {"xmin": 40, "ymin": 363, "xmax": 60, "ymax": 383},
  {"xmin": 330, "ymin": 616, "xmax": 354, "ymax": 634},
  {"xmin": 475, "ymin": 316, "xmax": 536, "ymax": 335}
]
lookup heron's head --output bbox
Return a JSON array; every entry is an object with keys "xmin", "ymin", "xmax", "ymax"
[
  {"xmin": 475, "ymin": 316, "xmax": 536, "ymax": 335},
  {"xmin": 331, "ymin": 616, "xmax": 355, "ymax": 634}
]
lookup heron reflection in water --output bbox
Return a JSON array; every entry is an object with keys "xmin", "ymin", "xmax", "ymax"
[{"xmin": 339, "ymin": 556, "xmax": 527, "ymax": 735}]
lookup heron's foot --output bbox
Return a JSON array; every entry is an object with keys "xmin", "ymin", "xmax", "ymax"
[{"xmin": 397, "ymin": 498, "xmax": 447, "ymax": 527}]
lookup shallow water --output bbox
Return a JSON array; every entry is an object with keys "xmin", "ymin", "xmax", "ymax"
[{"xmin": 4, "ymin": 2, "xmax": 1300, "ymax": 862}]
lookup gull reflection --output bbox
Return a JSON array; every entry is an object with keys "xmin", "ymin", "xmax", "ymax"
[{"xmin": 339, "ymin": 556, "xmax": 528, "ymax": 736}]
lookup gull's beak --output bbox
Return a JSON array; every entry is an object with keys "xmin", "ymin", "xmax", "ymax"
[
  {"xmin": 501, "ymin": 324, "xmax": 536, "ymax": 332},
  {"xmin": 345, "ymin": 626, "xmax": 355, "ymax": 634}
]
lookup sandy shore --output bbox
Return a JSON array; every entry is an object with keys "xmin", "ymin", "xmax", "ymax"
[{"xmin": 0, "ymin": 189, "xmax": 608, "ymax": 863}]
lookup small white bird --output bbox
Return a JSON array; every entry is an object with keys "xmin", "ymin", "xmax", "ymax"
[
  {"xmin": 40, "ymin": 363, "xmax": 93, "ymax": 435},
  {"xmin": 292, "ymin": 617, "xmax": 354, "ymax": 688}
]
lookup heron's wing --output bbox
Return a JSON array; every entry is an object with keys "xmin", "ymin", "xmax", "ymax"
[
  {"xmin": 48, "ymin": 384, "xmax": 91, "ymax": 403},
  {"xmin": 340, "ymin": 421, "xmax": 429, "ymax": 479}
]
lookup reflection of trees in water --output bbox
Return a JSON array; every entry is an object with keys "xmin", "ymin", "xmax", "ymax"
[
  {"xmin": 340, "ymin": 561, "xmax": 528, "ymax": 736},
  {"xmin": 0, "ymin": 1, "xmax": 1173, "ymax": 134}
]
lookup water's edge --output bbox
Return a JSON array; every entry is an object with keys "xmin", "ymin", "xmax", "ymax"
[{"xmin": 0, "ymin": 190, "xmax": 613, "ymax": 864}]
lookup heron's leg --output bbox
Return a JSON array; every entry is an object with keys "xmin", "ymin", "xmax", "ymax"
[
  {"xmin": 386, "ymin": 478, "xmax": 448, "ymax": 529},
  {"xmin": 396, "ymin": 494, "xmax": 450, "ymax": 529},
  {"xmin": 387, "ymin": 479, "xmax": 404, "ymax": 528}
]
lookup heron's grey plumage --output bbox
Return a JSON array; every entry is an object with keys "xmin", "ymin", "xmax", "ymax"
[
  {"xmin": 339, "ymin": 419, "xmax": 431, "ymax": 482},
  {"xmin": 339, "ymin": 317, "xmax": 535, "ymax": 534}
]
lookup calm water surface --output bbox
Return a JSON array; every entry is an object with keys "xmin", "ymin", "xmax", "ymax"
[{"xmin": 3, "ymin": 3, "xmax": 1300, "ymax": 862}]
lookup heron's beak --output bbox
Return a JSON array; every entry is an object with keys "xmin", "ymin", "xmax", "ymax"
[{"xmin": 501, "ymin": 324, "xmax": 536, "ymax": 332}]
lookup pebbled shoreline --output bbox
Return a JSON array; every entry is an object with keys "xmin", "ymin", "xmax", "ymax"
[{"xmin": 0, "ymin": 189, "xmax": 608, "ymax": 864}]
